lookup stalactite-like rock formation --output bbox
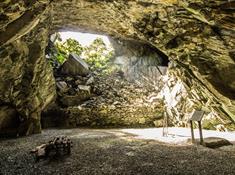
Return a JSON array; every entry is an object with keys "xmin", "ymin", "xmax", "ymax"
[{"xmin": 0, "ymin": 0, "xmax": 234, "ymax": 135}]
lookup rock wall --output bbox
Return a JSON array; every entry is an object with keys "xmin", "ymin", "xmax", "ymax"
[
  {"xmin": 147, "ymin": 1, "xmax": 235, "ymax": 130},
  {"xmin": 111, "ymin": 38, "xmax": 168, "ymax": 84},
  {"xmin": 0, "ymin": 1, "xmax": 56, "ymax": 136},
  {"xmin": 1, "ymin": 0, "xmax": 235, "ymax": 135}
]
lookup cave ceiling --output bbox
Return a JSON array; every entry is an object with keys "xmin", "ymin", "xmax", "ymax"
[{"xmin": 0, "ymin": 0, "xmax": 235, "ymax": 135}]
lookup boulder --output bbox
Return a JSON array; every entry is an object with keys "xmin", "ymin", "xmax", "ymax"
[
  {"xmin": 60, "ymin": 93, "xmax": 92, "ymax": 107},
  {"xmin": 203, "ymin": 137, "xmax": 233, "ymax": 148},
  {"xmin": 60, "ymin": 53, "xmax": 90, "ymax": 76},
  {"xmin": 56, "ymin": 81, "xmax": 69, "ymax": 93},
  {"xmin": 77, "ymin": 85, "xmax": 91, "ymax": 94},
  {"xmin": 86, "ymin": 76, "xmax": 95, "ymax": 85}
]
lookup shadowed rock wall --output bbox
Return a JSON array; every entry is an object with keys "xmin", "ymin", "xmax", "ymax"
[{"xmin": 0, "ymin": 1, "xmax": 56, "ymax": 136}]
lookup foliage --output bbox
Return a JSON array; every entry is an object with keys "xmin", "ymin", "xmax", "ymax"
[
  {"xmin": 56, "ymin": 38, "xmax": 83, "ymax": 62},
  {"xmin": 82, "ymin": 38, "xmax": 114, "ymax": 74},
  {"xmin": 48, "ymin": 33, "xmax": 115, "ymax": 75},
  {"xmin": 47, "ymin": 33, "xmax": 83, "ymax": 68}
]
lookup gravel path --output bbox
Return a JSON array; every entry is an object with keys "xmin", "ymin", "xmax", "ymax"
[{"xmin": 0, "ymin": 128, "xmax": 235, "ymax": 175}]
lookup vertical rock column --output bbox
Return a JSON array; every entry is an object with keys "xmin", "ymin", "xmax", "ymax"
[
  {"xmin": 133, "ymin": 0, "xmax": 235, "ymax": 130},
  {"xmin": 0, "ymin": 1, "xmax": 56, "ymax": 136}
]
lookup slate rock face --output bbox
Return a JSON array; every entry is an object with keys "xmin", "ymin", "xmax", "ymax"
[
  {"xmin": 111, "ymin": 38, "xmax": 167, "ymax": 84},
  {"xmin": 0, "ymin": 0, "xmax": 56, "ymax": 136},
  {"xmin": 60, "ymin": 53, "xmax": 90, "ymax": 76}
]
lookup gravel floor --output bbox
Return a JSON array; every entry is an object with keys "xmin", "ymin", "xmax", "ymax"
[{"xmin": 0, "ymin": 128, "xmax": 235, "ymax": 175}]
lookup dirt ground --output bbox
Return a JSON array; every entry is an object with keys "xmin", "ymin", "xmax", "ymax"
[{"xmin": 0, "ymin": 128, "xmax": 235, "ymax": 175}]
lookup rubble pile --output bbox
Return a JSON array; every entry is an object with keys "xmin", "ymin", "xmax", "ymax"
[
  {"xmin": 54, "ymin": 72, "xmax": 164, "ymax": 128},
  {"xmin": 43, "ymin": 53, "xmax": 165, "ymax": 128}
]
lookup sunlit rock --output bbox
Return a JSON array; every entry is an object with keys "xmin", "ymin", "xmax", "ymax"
[{"xmin": 60, "ymin": 53, "xmax": 90, "ymax": 76}]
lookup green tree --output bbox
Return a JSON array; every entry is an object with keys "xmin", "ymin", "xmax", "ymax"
[
  {"xmin": 49, "ymin": 34, "xmax": 115, "ymax": 75},
  {"xmin": 47, "ymin": 33, "xmax": 83, "ymax": 66},
  {"xmin": 56, "ymin": 38, "xmax": 83, "ymax": 64},
  {"xmin": 82, "ymin": 38, "xmax": 114, "ymax": 74}
]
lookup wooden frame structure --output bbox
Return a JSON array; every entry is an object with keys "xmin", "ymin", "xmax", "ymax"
[{"xmin": 188, "ymin": 110, "xmax": 205, "ymax": 145}]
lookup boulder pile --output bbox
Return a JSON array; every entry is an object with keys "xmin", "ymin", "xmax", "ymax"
[{"xmin": 42, "ymin": 53, "xmax": 164, "ymax": 128}]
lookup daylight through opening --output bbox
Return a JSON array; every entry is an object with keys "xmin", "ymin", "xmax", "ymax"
[{"xmin": 42, "ymin": 31, "xmax": 169, "ymax": 129}]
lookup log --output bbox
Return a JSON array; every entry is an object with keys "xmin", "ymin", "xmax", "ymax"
[{"xmin": 30, "ymin": 136, "xmax": 72, "ymax": 162}]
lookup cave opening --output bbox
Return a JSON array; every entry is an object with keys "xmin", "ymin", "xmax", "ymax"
[
  {"xmin": 2, "ymin": 1, "xmax": 235, "ymax": 174},
  {"xmin": 42, "ymin": 31, "xmax": 170, "ymax": 129}
]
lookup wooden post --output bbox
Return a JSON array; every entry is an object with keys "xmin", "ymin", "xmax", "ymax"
[
  {"xmin": 162, "ymin": 110, "xmax": 168, "ymax": 137},
  {"xmin": 190, "ymin": 121, "xmax": 195, "ymax": 143},
  {"xmin": 198, "ymin": 121, "xmax": 203, "ymax": 145}
]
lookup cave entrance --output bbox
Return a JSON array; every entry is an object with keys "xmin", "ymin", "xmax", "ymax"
[{"xmin": 42, "ymin": 31, "xmax": 169, "ymax": 129}]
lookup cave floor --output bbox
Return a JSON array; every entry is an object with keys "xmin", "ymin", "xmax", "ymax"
[{"xmin": 1, "ymin": 128, "xmax": 235, "ymax": 175}]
